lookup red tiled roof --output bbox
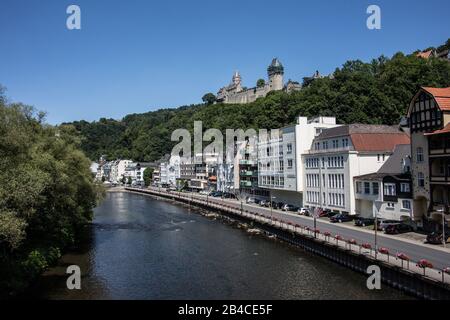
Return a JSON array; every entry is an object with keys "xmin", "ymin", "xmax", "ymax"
[
  {"xmin": 422, "ymin": 87, "xmax": 450, "ymax": 111},
  {"xmin": 424, "ymin": 123, "xmax": 450, "ymax": 136},
  {"xmin": 350, "ymin": 133, "xmax": 410, "ymax": 152},
  {"xmin": 417, "ymin": 50, "xmax": 433, "ymax": 59}
]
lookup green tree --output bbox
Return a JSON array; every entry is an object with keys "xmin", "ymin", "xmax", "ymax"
[
  {"xmin": 127, "ymin": 176, "xmax": 132, "ymax": 185},
  {"xmin": 256, "ymin": 79, "xmax": 265, "ymax": 87},
  {"xmin": 0, "ymin": 90, "xmax": 103, "ymax": 296},
  {"xmin": 202, "ymin": 93, "xmax": 216, "ymax": 105},
  {"xmin": 143, "ymin": 167, "xmax": 154, "ymax": 186}
]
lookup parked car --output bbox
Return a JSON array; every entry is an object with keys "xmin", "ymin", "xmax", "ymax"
[
  {"xmin": 384, "ymin": 223, "xmax": 413, "ymax": 235},
  {"xmin": 329, "ymin": 214, "xmax": 352, "ymax": 223},
  {"xmin": 354, "ymin": 217, "xmax": 375, "ymax": 227},
  {"xmin": 246, "ymin": 197, "xmax": 256, "ymax": 204},
  {"xmin": 223, "ymin": 192, "xmax": 236, "ymax": 199},
  {"xmin": 426, "ymin": 231, "xmax": 450, "ymax": 245},
  {"xmin": 210, "ymin": 191, "xmax": 223, "ymax": 198},
  {"xmin": 199, "ymin": 190, "xmax": 209, "ymax": 195},
  {"xmin": 297, "ymin": 208, "xmax": 310, "ymax": 216},
  {"xmin": 282, "ymin": 204, "xmax": 299, "ymax": 212},
  {"xmin": 379, "ymin": 220, "xmax": 400, "ymax": 231},
  {"xmin": 259, "ymin": 200, "xmax": 268, "ymax": 207}
]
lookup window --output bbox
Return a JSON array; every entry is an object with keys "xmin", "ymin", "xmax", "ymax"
[
  {"xmin": 342, "ymin": 138, "xmax": 349, "ymax": 147},
  {"xmin": 364, "ymin": 182, "xmax": 370, "ymax": 194},
  {"xmin": 287, "ymin": 143, "xmax": 293, "ymax": 154},
  {"xmin": 384, "ymin": 183, "xmax": 396, "ymax": 196},
  {"xmin": 332, "ymin": 140, "xmax": 338, "ymax": 148},
  {"xmin": 400, "ymin": 183, "xmax": 410, "ymax": 193},
  {"xmin": 323, "ymin": 141, "xmax": 328, "ymax": 149},
  {"xmin": 356, "ymin": 181, "xmax": 362, "ymax": 193},
  {"xmin": 372, "ymin": 182, "xmax": 379, "ymax": 195},
  {"xmin": 418, "ymin": 172, "xmax": 425, "ymax": 187},
  {"xmin": 402, "ymin": 200, "xmax": 411, "ymax": 210},
  {"xmin": 287, "ymin": 159, "xmax": 293, "ymax": 169},
  {"xmin": 386, "ymin": 202, "xmax": 395, "ymax": 210},
  {"xmin": 417, "ymin": 147, "xmax": 424, "ymax": 163}
]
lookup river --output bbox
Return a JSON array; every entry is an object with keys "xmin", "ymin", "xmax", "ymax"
[{"xmin": 29, "ymin": 191, "xmax": 410, "ymax": 300}]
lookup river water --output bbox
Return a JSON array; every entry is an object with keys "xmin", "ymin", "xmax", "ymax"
[{"xmin": 29, "ymin": 191, "xmax": 410, "ymax": 300}]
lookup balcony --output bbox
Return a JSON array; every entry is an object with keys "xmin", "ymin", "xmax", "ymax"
[
  {"xmin": 239, "ymin": 160, "xmax": 256, "ymax": 165},
  {"xmin": 240, "ymin": 170, "xmax": 257, "ymax": 177},
  {"xmin": 307, "ymin": 146, "xmax": 352, "ymax": 154},
  {"xmin": 240, "ymin": 181, "xmax": 253, "ymax": 187}
]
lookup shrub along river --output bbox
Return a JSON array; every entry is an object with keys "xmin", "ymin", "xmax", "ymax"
[{"xmin": 28, "ymin": 191, "xmax": 410, "ymax": 299}]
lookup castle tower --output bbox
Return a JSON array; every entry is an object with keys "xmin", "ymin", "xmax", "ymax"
[
  {"xmin": 232, "ymin": 71, "xmax": 242, "ymax": 92},
  {"xmin": 267, "ymin": 58, "xmax": 284, "ymax": 91},
  {"xmin": 232, "ymin": 71, "xmax": 241, "ymax": 85}
]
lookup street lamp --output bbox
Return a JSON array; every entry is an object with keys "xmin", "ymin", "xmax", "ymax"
[
  {"xmin": 270, "ymin": 191, "xmax": 276, "ymax": 222},
  {"xmin": 374, "ymin": 201, "xmax": 383, "ymax": 260}
]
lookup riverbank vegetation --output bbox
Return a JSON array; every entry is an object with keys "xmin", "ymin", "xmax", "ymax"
[
  {"xmin": 0, "ymin": 87, "xmax": 104, "ymax": 297},
  {"xmin": 67, "ymin": 41, "xmax": 450, "ymax": 162}
]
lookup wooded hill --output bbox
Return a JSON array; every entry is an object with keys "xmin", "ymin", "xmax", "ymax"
[{"xmin": 65, "ymin": 40, "xmax": 450, "ymax": 162}]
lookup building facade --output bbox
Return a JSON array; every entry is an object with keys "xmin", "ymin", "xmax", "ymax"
[
  {"xmin": 354, "ymin": 145, "xmax": 413, "ymax": 221},
  {"xmin": 303, "ymin": 124, "xmax": 410, "ymax": 215},
  {"xmin": 258, "ymin": 116, "xmax": 339, "ymax": 207},
  {"xmin": 408, "ymin": 86, "xmax": 450, "ymax": 230}
]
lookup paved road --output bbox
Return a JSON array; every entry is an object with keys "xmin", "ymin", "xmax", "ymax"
[{"xmin": 166, "ymin": 190, "xmax": 450, "ymax": 270}]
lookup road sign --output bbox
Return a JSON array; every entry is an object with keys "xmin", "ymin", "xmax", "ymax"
[{"xmin": 313, "ymin": 207, "xmax": 321, "ymax": 219}]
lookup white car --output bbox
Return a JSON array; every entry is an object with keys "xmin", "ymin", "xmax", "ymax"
[{"xmin": 298, "ymin": 208, "xmax": 310, "ymax": 216}]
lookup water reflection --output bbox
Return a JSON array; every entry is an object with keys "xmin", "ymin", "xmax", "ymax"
[{"xmin": 29, "ymin": 192, "xmax": 411, "ymax": 300}]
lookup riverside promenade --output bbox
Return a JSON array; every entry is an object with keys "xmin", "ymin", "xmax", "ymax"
[{"xmin": 123, "ymin": 187, "xmax": 450, "ymax": 298}]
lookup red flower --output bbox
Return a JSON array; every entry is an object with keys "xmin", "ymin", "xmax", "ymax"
[
  {"xmin": 378, "ymin": 247, "xmax": 389, "ymax": 255},
  {"xmin": 362, "ymin": 243, "xmax": 372, "ymax": 249},
  {"xmin": 323, "ymin": 231, "xmax": 331, "ymax": 236},
  {"xmin": 418, "ymin": 259, "xmax": 433, "ymax": 269},
  {"xmin": 314, "ymin": 229, "xmax": 320, "ymax": 234},
  {"xmin": 348, "ymin": 239, "xmax": 357, "ymax": 245},
  {"xmin": 443, "ymin": 267, "xmax": 450, "ymax": 274},
  {"xmin": 396, "ymin": 253, "xmax": 410, "ymax": 261},
  {"xmin": 335, "ymin": 235, "xmax": 342, "ymax": 240},
  {"xmin": 295, "ymin": 224, "xmax": 301, "ymax": 228}
]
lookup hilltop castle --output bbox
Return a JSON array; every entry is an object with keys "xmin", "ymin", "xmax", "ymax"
[{"xmin": 216, "ymin": 58, "xmax": 300, "ymax": 104}]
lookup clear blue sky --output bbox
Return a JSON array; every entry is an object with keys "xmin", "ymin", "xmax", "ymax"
[{"xmin": 1, "ymin": 0, "xmax": 449, "ymax": 124}]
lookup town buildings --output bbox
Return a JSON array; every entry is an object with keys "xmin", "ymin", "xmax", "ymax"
[
  {"xmin": 159, "ymin": 155, "xmax": 181, "ymax": 187},
  {"xmin": 408, "ymin": 86, "xmax": 450, "ymax": 231},
  {"xmin": 257, "ymin": 116, "xmax": 339, "ymax": 207},
  {"xmin": 302, "ymin": 124, "xmax": 410, "ymax": 215}
]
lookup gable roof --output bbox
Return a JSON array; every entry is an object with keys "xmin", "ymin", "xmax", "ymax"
[
  {"xmin": 378, "ymin": 144, "xmax": 411, "ymax": 174},
  {"xmin": 408, "ymin": 87, "xmax": 450, "ymax": 116},
  {"xmin": 416, "ymin": 50, "xmax": 434, "ymax": 59},
  {"xmin": 422, "ymin": 87, "xmax": 450, "ymax": 111},
  {"xmin": 317, "ymin": 124, "xmax": 410, "ymax": 152}
]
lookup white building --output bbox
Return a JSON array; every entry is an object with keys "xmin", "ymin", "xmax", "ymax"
[
  {"xmin": 257, "ymin": 116, "xmax": 339, "ymax": 207},
  {"xmin": 302, "ymin": 124, "xmax": 410, "ymax": 215},
  {"xmin": 110, "ymin": 159, "xmax": 133, "ymax": 183},
  {"xmin": 160, "ymin": 155, "xmax": 181, "ymax": 186}
]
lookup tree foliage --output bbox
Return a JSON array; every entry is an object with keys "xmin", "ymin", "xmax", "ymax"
[
  {"xmin": 67, "ymin": 51, "xmax": 450, "ymax": 163},
  {"xmin": 202, "ymin": 93, "xmax": 216, "ymax": 105},
  {"xmin": 0, "ymin": 94, "xmax": 103, "ymax": 296},
  {"xmin": 143, "ymin": 167, "xmax": 154, "ymax": 186},
  {"xmin": 256, "ymin": 79, "xmax": 265, "ymax": 87}
]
